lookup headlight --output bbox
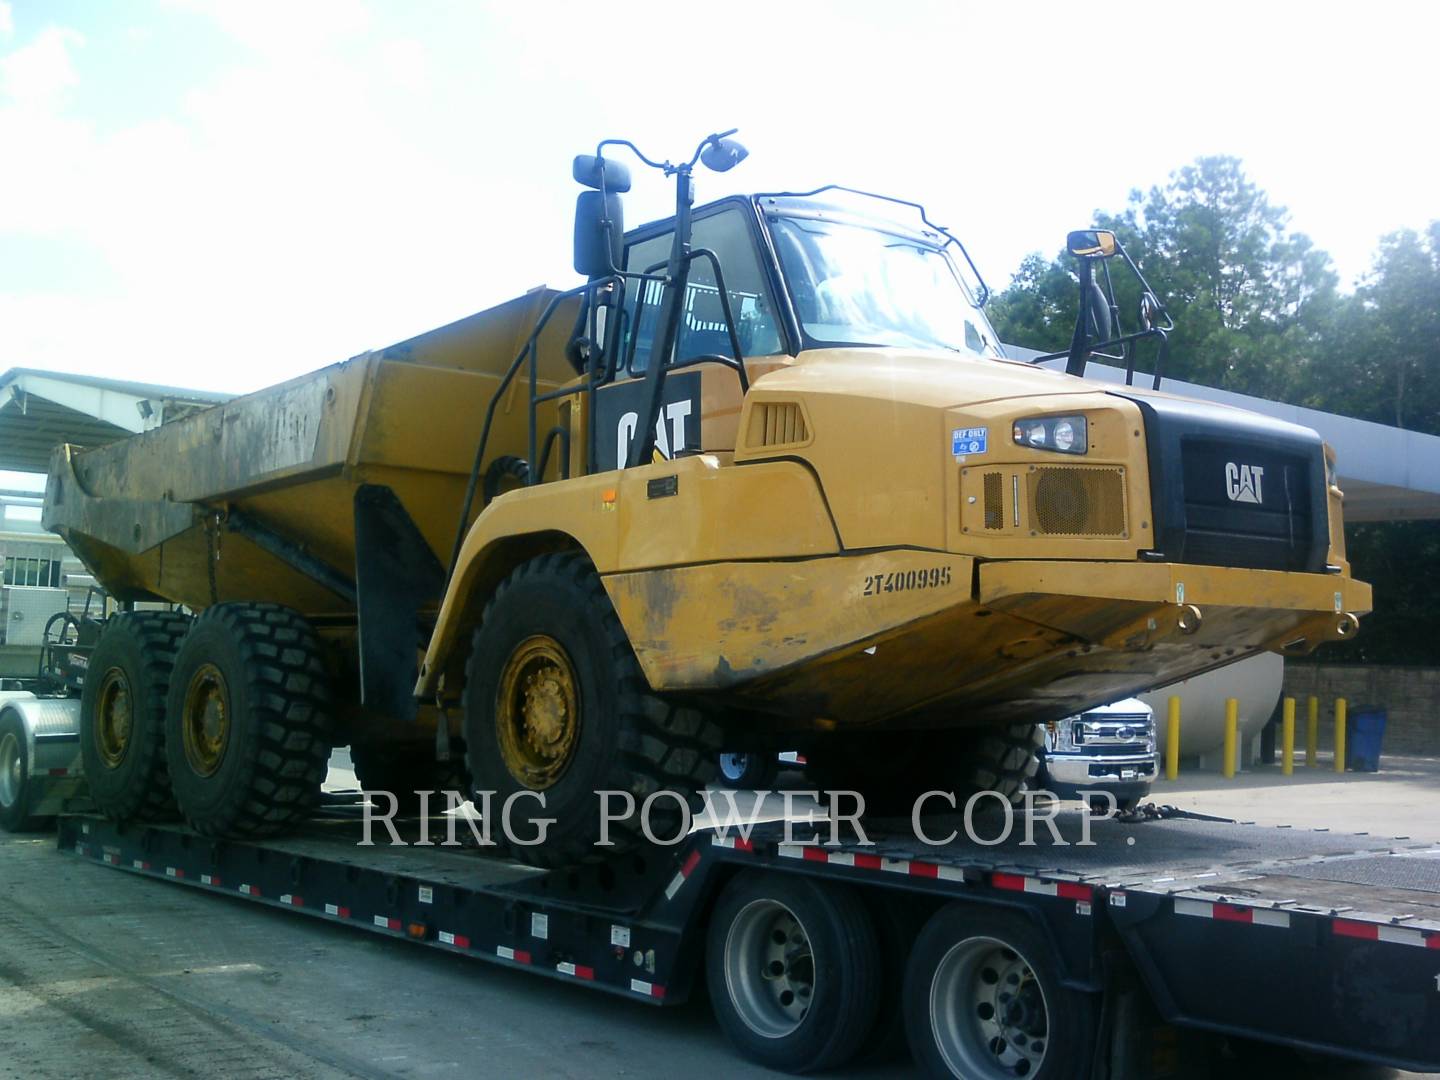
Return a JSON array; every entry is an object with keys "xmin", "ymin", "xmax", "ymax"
[{"xmin": 1012, "ymin": 415, "xmax": 1088, "ymax": 455}]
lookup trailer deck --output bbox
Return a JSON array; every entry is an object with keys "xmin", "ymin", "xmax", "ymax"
[{"xmin": 56, "ymin": 800, "xmax": 1440, "ymax": 1076}]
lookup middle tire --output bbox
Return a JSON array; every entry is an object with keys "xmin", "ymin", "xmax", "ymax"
[
  {"xmin": 164, "ymin": 603, "xmax": 334, "ymax": 838},
  {"xmin": 463, "ymin": 552, "xmax": 721, "ymax": 868}
]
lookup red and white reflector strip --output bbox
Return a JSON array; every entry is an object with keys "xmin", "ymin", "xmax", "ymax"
[
  {"xmin": 630, "ymin": 978, "xmax": 666, "ymax": 999},
  {"xmin": 496, "ymin": 945, "xmax": 532, "ymax": 964},
  {"xmin": 1174, "ymin": 898, "xmax": 1290, "ymax": 928},
  {"xmin": 556, "ymin": 961, "xmax": 595, "ymax": 981},
  {"xmin": 1333, "ymin": 919, "xmax": 1440, "ymax": 949},
  {"xmin": 132, "ymin": 859, "xmax": 151, "ymax": 871},
  {"xmin": 238, "ymin": 884, "xmax": 260, "ymax": 897},
  {"xmin": 709, "ymin": 835, "xmax": 755, "ymax": 853},
  {"xmin": 777, "ymin": 845, "xmax": 966, "ymax": 881},
  {"xmin": 373, "ymin": 915, "xmax": 402, "ymax": 930},
  {"xmin": 102, "ymin": 852, "xmax": 119, "ymax": 865},
  {"xmin": 992, "ymin": 872, "xmax": 1094, "ymax": 902},
  {"xmin": 324, "ymin": 903, "xmax": 351, "ymax": 919},
  {"xmin": 438, "ymin": 931, "xmax": 471, "ymax": 949},
  {"xmin": 201, "ymin": 873, "xmax": 221, "ymax": 886},
  {"xmin": 47, "ymin": 767, "xmax": 70, "ymax": 777},
  {"xmin": 279, "ymin": 894, "xmax": 304, "ymax": 908},
  {"xmin": 664, "ymin": 849, "xmax": 704, "ymax": 900},
  {"xmin": 165, "ymin": 867, "xmax": 184, "ymax": 879}
]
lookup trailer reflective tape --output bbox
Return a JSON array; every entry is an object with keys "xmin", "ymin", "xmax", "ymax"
[
  {"xmin": 1175, "ymin": 899, "xmax": 1289, "ymax": 928},
  {"xmin": 438, "ymin": 931, "xmax": 470, "ymax": 948},
  {"xmin": 165, "ymin": 867, "xmax": 184, "ymax": 879},
  {"xmin": 324, "ymin": 903, "xmax": 351, "ymax": 918},
  {"xmin": 280, "ymin": 894, "xmax": 304, "ymax": 908},
  {"xmin": 1057, "ymin": 883, "xmax": 1094, "ymax": 902},
  {"xmin": 102, "ymin": 853, "xmax": 118, "ymax": 865},
  {"xmin": 777, "ymin": 844, "xmax": 808, "ymax": 860},
  {"xmin": 630, "ymin": 979, "xmax": 666, "ymax": 999},
  {"xmin": 1333, "ymin": 920, "xmax": 1436, "ymax": 948},
  {"xmin": 556, "ymin": 962, "xmax": 595, "ymax": 980},
  {"xmin": 201, "ymin": 873, "xmax": 221, "ymax": 886},
  {"xmin": 239, "ymin": 884, "xmax": 260, "ymax": 897},
  {"xmin": 709, "ymin": 835, "xmax": 754, "ymax": 853},
  {"xmin": 374, "ymin": 915, "xmax": 401, "ymax": 930},
  {"xmin": 665, "ymin": 849, "xmax": 705, "ymax": 900},
  {"xmin": 991, "ymin": 872, "xmax": 1093, "ymax": 901},
  {"xmin": 496, "ymin": 946, "xmax": 532, "ymax": 964},
  {"xmin": 132, "ymin": 859, "xmax": 151, "ymax": 871},
  {"xmin": 992, "ymin": 872, "xmax": 1028, "ymax": 892},
  {"xmin": 909, "ymin": 862, "xmax": 940, "ymax": 879},
  {"xmin": 47, "ymin": 767, "xmax": 69, "ymax": 776}
]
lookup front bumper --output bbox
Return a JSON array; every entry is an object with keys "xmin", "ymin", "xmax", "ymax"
[{"xmin": 1044, "ymin": 751, "xmax": 1157, "ymax": 790}]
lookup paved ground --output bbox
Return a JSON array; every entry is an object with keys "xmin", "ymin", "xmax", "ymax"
[{"xmin": 1, "ymin": 753, "xmax": 1436, "ymax": 1078}]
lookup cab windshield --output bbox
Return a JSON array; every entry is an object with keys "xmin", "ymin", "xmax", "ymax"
[{"xmin": 769, "ymin": 213, "xmax": 1003, "ymax": 359}]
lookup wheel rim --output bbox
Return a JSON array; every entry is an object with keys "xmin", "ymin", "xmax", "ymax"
[
  {"xmin": 719, "ymin": 752, "xmax": 753, "ymax": 783},
  {"xmin": 722, "ymin": 898, "xmax": 816, "ymax": 1039},
  {"xmin": 495, "ymin": 635, "xmax": 580, "ymax": 789},
  {"xmin": 94, "ymin": 667, "xmax": 134, "ymax": 769},
  {"xmin": 930, "ymin": 936, "xmax": 1050, "ymax": 1078},
  {"xmin": 0, "ymin": 731, "xmax": 21, "ymax": 809},
  {"xmin": 181, "ymin": 663, "xmax": 231, "ymax": 778}
]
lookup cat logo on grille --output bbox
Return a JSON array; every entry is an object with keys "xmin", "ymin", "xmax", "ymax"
[{"xmin": 1225, "ymin": 462, "xmax": 1265, "ymax": 504}]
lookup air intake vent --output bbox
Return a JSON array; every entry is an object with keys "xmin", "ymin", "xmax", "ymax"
[
  {"xmin": 983, "ymin": 471, "xmax": 1004, "ymax": 529},
  {"xmin": 1029, "ymin": 467, "xmax": 1126, "ymax": 536},
  {"xmin": 748, "ymin": 401, "xmax": 809, "ymax": 448}
]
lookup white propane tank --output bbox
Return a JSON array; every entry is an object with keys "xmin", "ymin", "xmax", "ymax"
[{"xmin": 1141, "ymin": 653, "xmax": 1284, "ymax": 761}]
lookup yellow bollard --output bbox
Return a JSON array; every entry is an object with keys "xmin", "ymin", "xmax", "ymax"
[
  {"xmin": 1281, "ymin": 697, "xmax": 1295, "ymax": 776},
  {"xmin": 1306, "ymin": 695, "xmax": 1319, "ymax": 767},
  {"xmin": 1334, "ymin": 698, "xmax": 1347, "ymax": 774},
  {"xmin": 1165, "ymin": 696, "xmax": 1181, "ymax": 781},
  {"xmin": 1223, "ymin": 698, "xmax": 1238, "ymax": 779}
]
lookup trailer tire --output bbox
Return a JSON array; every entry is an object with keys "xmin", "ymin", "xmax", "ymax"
[
  {"xmin": 462, "ymin": 552, "xmax": 720, "ymax": 869},
  {"xmin": 351, "ymin": 742, "xmax": 471, "ymax": 818},
  {"xmin": 164, "ymin": 603, "xmax": 333, "ymax": 838},
  {"xmin": 80, "ymin": 611, "xmax": 191, "ymax": 822},
  {"xmin": 718, "ymin": 750, "xmax": 778, "ymax": 790},
  {"xmin": 0, "ymin": 710, "xmax": 49, "ymax": 832},
  {"xmin": 706, "ymin": 870, "xmax": 880, "ymax": 1073},
  {"xmin": 904, "ymin": 905, "xmax": 1096, "ymax": 1080}
]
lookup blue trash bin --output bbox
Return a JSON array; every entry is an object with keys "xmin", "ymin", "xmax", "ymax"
[{"xmin": 1346, "ymin": 707, "xmax": 1387, "ymax": 772}]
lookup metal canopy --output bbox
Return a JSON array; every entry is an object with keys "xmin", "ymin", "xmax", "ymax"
[{"xmin": 0, "ymin": 368, "xmax": 229, "ymax": 473}]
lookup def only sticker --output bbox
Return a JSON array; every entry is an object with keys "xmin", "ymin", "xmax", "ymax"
[{"xmin": 952, "ymin": 426, "xmax": 988, "ymax": 458}]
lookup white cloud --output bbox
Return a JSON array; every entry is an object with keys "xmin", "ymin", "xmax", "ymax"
[
  {"xmin": 0, "ymin": 3, "xmax": 12, "ymax": 38},
  {"xmin": 0, "ymin": 25, "xmax": 82, "ymax": 105}
]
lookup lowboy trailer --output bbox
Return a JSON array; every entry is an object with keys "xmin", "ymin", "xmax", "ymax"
[{"xmin": 57, "ymin": 803, "xmax": 1440, "ymax": 1078}]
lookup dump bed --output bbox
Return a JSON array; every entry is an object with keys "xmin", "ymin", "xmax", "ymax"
[{"xmin": 42, "ymin": 289, "xmax": 579, "ymax": 613}]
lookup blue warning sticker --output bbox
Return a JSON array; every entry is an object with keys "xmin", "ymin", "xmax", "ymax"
[{"xmin": 951, "ymin": 427, "xmax": 988, "ymax": 457}]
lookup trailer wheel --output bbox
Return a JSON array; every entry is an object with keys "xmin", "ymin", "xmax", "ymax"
[
  {"xmin": 718, "ymin": 751, "xmax": 778, "ymax": 790},
  {"xmin": 79, "ymin": 611, "xmax": 191, "ymax": 822},
  {"xmin": 707, "ymin": 870, "xmax": 880, "ymax": 1073},
  {"xmin": 904, "ymin": 905, "xmax": 1096, "ymax": 1080},
  {"xmin": 463, "ymin": 553, "xmax": 720, "ymax": 868},
  {"xmin": 351, "ymin": 742, "xmax": 471, "ymax": 818},
  {"xmin": 164, "ymin": 603, "xmax": 333, "ymax": 838},
  {"xmin": 0, "ymin": 710, "xmax": 48, "ymax": 832}
]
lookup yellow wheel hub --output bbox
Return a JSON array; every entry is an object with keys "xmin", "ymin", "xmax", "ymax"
[
  {"xmin": 496, "ymin": 635, "xmax": 581, "ymax": 789},
  {"xmin": 94, "ymin": 667, "xmax": 133, "ymax": 769},
  {"xmin": 181, "ymin": 663, "xmax": 231, "ymax": 778}
]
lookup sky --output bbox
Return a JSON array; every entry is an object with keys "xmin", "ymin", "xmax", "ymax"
[{"xmin": 1, "ymin": 0, "xmax": 1436, "ymax": 396}]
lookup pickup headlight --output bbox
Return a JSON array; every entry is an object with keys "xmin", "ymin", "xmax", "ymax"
[{"xmin": 1012, "ymin": 415, "xmax": 1088, "ymax": 455}]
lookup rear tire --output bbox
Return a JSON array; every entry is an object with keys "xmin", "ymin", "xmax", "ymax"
[
  {"xmin": 904, "ymin": 905, "xmax": 1096, "ymax": 1079},
  {"xmin": 164, "ymin": 603, "xmax": 333, "ymax": 838},
  {"xmin": 79, "ymin": 611, "xmax": 191, "ymax": 822},
  {"xmin": 718, "ymin": 750, "xmax": 778, "ymax": 789},
  {"xmin": 0, "ymin": 710, "xmax": 48, "ymax": 832},
  {"xmin": 462, "ymin": 553, "xmax": 721, "ymax": 868},
  {"xmin": 706, "ymin": 869, "xmax": 880, "ymax": 1073}
]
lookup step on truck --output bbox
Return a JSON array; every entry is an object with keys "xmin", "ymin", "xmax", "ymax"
[
  {"xmin": 57, "ymin": 799, "xmax": 1440, "ymax": 1078},
  {"xmin": 39, "ymin": 129, "xmax": 1369, "ymax": 865}
]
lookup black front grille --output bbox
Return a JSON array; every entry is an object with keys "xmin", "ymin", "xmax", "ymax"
[{"xmin": 1117, "ymin": 390, "xmax": 1329, "ymax": 573}]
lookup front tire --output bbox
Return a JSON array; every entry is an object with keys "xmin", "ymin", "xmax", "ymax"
[
  {"xmin": 164, "ymin": 603, "xmax": 333, "ymax": 838},
  {"xmin": 79, "ymin": 611, "xmax": 191, "ymax": 822},
  {"xmin": 462, "ymin": 553, "xmax": 721, "ymax": 868},
  {"xmin": 904, "ymin": 905, "xmax": 1097, "ymax": 1079},
  {"xmin": 706, "ymin": 870, "xmax": 880, "ymax": 1073}
]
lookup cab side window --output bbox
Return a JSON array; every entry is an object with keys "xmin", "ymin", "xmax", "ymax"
[{"xmin": 621, "ymin": 207, "xmax": 782, "ymax": 373}]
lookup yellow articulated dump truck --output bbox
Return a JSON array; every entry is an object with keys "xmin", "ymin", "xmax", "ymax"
[{"xmin": 44, "ymin": 131, "xmax": 1369, "ymax": 866}]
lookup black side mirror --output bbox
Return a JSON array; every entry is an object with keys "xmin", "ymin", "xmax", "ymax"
[
  {"xmin": 573, "ymin": 191, "xmax": 624, "ymax": 278},
  {"xmin": 572, "ymin": 154, "xmax": 632, "ymax": 193},
  {"xmin": 1067, "ymin": 229, "xmax": 1117, "ymax": 258},
  {"xmin": 699, "ymin": 137, "xmax": 748, "ymax": 173}
]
